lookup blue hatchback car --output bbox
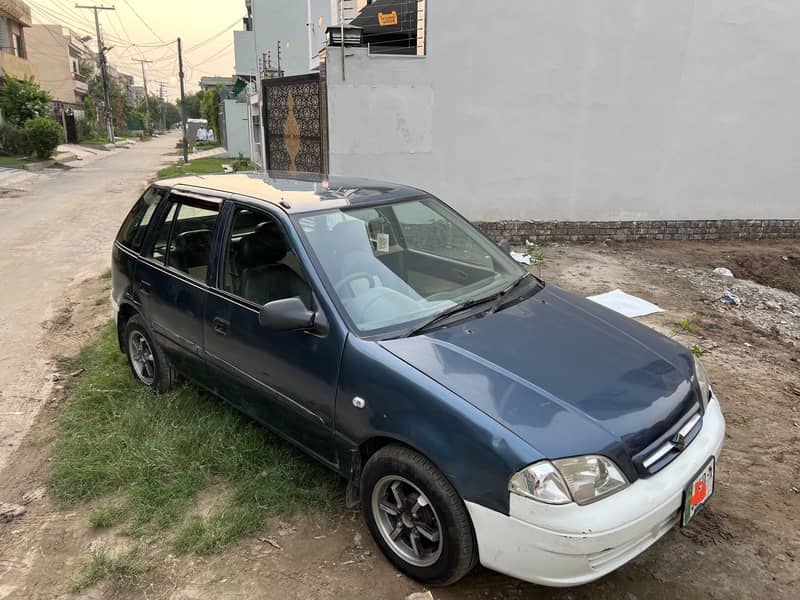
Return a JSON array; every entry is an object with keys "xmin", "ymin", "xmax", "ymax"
[{"xmin": 111, "ymin": 172, "xmax": 725, "ymax": 587}]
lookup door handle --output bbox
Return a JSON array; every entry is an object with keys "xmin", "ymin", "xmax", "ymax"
[
  {"xmin": 139, "ymin": 280, "xmax": 152, "ymax": 296},
  {"xmin": 212, "ymin": 317, "xmax": 230, "ymax": 336}
]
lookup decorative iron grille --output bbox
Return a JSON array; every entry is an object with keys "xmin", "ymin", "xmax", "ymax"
[{"xmin": 263, "ymin": 73, "xmax": 326, "ymax": 173}]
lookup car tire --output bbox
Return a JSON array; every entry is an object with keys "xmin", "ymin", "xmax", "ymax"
[
  {"xmin": 124, "ymin": 315, "xmax": 175, "ymax": 393},
  {"xmin": 361, "ymin": 445, "xmax": 478, "ymax": 586}
]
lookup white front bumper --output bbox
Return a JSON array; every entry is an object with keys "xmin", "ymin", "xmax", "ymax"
[{"xmin": 466, "ymin": 397, "xmax": 726, "ymax": 587}]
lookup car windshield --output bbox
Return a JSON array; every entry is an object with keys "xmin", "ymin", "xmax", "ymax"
[{"xmin": 295, "ymin": 197, "xmax": 526, "ymax": 336}]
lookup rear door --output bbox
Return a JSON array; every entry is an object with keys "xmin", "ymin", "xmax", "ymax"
[
  {"xmin": 135, "ymin": 192, "xmax": 222, "ymax": 387},
  {"xmin": 203, "ymin": 202, "xmax": 346, "ymax": 466}
]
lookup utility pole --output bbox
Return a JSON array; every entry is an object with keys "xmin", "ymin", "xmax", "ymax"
[
  {"xmin": 76, "ymin": 4, "xmax": 116, "ymax": 142},
  {"xmin": 276, "ymin": 40, "xmax": 281, "ymax": 75},
  {"xmin": 158, "ymin": 81, "xmax": 166, "ymax": 130},
  {"xmin": 132, "ymin": 58, "xmax": 153, "ymax": 133},
  {"xmin": 177, "ymin": 37, "xmax": 188, "ymax": 163}
]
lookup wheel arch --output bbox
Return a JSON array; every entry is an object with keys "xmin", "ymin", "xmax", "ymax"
[{"xmin": 116, "ymin": 302, "xmax": 139, "ymax": 352}]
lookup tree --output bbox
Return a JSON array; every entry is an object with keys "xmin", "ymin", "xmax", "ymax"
[
  {"xmin": 88, "ymin": 75, "xmax": 133, "ymax": 133},
  {"xmin": 200, "ymin": 85, "xmax": 221, "ymax": 138},
  {"xmin": 183, "ymin": 91, "xmax": 203, "ymax": 119},
  {"xmin": 164, "ymin": 102, "xmax": 180, "ymax": 128},
  {"xmin": 0, "ymin": 77, "xmax": 51, "ymax": 127}
]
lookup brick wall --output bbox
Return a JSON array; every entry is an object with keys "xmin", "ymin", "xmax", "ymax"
[{"xmin": 474, "ymin": 219, "xmax": 800, "ymax": 244}]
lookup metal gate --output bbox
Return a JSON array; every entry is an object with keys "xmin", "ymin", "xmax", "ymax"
[
  {"xmin": 64, "ymin": 112, "xmax": 77, "ymax": 144},
  {"xmin": 262, "ymin": 73, "xmax": 327, "ymax": 173}
]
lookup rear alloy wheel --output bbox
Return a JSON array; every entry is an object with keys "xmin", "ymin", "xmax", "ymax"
[
  {"xmin": 361, "ymin": 445, "xmax": 477, "ymax": 585},
  {"xmin": 124, "ymin": 315, "xmax": 175, "ymax": 393}
]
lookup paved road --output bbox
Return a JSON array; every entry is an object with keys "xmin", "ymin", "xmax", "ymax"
[{"xmin": 0, "ymin": 134, "xmax": 179, "ymax": 471}]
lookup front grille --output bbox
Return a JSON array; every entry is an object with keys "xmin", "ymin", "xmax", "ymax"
[{"xmin": 635, "ymin": 406, "xmax": 703, "ymax": 475}]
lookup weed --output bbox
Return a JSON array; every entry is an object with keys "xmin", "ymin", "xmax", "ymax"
[
  {"xmin": 69, "ymin": 548, "xmax": 146, "ymax": 593},
  {"xmin": 524, "ymin": 240, "xmax": 546, "ymax": 276},
  {"xmin": 688, "ymin": 344, "xmax": 709, "ymax": 357},
  {"xmin": 100, "ymin": 267, "xmax": 112, "ymax": 280},
  {"xmin": 95, "ymin": 296, "xmax": 109, "ymax": 306},
  {"xmin": 50, "ymin": 323, "xmax": 342, "ymax": 551},
  {"xmin": 680, "ymin": 318, "xmax": 700, "ymax": 333}
]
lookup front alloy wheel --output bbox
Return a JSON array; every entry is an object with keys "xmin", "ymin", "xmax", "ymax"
[
  {"xmin": 361, "ymin": 445, "xmax": 477, "ymax": 585},
  {"xmin": 372, "ymin": 476, "xmax": 443, "ymax": 567}
]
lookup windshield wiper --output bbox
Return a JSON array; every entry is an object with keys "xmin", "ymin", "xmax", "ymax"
[
  {"xmin": 488, "ymin": 272, "xmax": 532, "ymax": 314},
  {"xmin": 403, "ymin": 296, "xmax": 495, "ymax": 337},
  {"xmin": 402, "ymin": 273, "xmax": 535, "ymax": 338}
]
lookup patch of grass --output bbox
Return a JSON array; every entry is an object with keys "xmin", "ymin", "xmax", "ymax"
[
  {"xmin": 81, "ymin": 137, "xmax": 111, "ymax": 145},
  {"xmin": 157, "ymin": 157, "xmax": 241, "ymax": 179},
  {"xmin": 100, "ymin": 267, "xmax": 113, "ymax": 280},
  {"xmin": 95, "ymin": 296, "xmax": 109, "ymax": 305},
  {"xmin": 688, "ymin": 344, "xmax": 709, "ymax": 357},
  {"xmin": 70, "ymin": 548, "xmax": 146, "ymax": 593},
  {"xmin": 194, "ymin": 142, "xmax": 220, "ymax": 151},
  {"xmin": 89, "ymin": 504, "xmax": 128, "ymax": 528},
  {"xmin": 0, "ymin": 155, "xmax": 40, "ymax": 167},
  {"xmin": 51, "ymin": 323, "xmax": 341, "ymax": 551}
]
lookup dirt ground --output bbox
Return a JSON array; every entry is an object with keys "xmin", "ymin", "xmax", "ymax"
[{"xmin": 1, "ymin": 239, "xmax": 798, "ymax": 600}]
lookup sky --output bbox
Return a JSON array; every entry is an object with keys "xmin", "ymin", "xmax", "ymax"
[{"xmin": 28, "ymin": 0, "xmax": 248, "ymax": 99}]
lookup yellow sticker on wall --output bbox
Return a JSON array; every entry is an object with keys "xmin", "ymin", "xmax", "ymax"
[{"xmin": 378, "ymin": 10, "xmax": 398, "ymax": 26}]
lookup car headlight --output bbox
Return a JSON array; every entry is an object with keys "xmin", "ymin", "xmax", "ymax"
[
  {"xmin": 694, "ymin": 356, "xmax": 711, "ymax": 409},
  {"xmin": 509, "ymin": 455, "xmax": 628, "ymax": 505}
]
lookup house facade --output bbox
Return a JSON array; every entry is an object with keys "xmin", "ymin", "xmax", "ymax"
[
  {"xmin": 306, "ymin": 0, "xmax": 368, "ymax": 70},
  {"xmin": 25, "ymin": 24, "xmax": 90, "ymax": 105},
  {"xmin": 320, "ymin": 0, "xmax": 799, "ymax": 236},
  {"xmin": 0, "ymin": 0, "xmax": 37, "ymax": 81}
]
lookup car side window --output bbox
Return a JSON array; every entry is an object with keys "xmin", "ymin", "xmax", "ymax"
[
  {"xmin": 150, "ymin": 202, "xmax": 177, "ymax": 264},
  {"xmin": 222, "ymin": 206, "xmax": 312, "ymax": 308},
  {"xmin": 164, "ymin": 199, "xmax": 220, "ymax": 282},
  {"xmin": 116, "ymin": 187, "xmax": 162, "ymax": 252}
]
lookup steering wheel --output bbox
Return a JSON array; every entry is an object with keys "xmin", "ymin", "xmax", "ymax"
[{"xmin": 335, "ymin": 272, "xmax": 377, "ymax": 297}]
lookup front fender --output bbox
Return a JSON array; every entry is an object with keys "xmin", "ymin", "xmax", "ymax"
[{"xmin": 335, "ymin": 335, "xmax": 539, "ymax": 514}]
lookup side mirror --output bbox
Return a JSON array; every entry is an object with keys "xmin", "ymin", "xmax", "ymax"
[
  {"xmin": 498, "ymin": 239, "xmax": 511, "ymax": 254},
  {"xmin": 258, "ymin": 297, "xmax": 315, "ymax": 331}
]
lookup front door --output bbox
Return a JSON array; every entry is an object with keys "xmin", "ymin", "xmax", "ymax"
[
  {"xmin": 135, "ymin": 193, "xmax": 221, "ymax": 386},
  {"xmin": 204, "ymin": 203, "xmax": 344, "ymax": 466}
]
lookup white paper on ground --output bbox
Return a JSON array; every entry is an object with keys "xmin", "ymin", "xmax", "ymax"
[
  {"xmin": 586, "ymin": 289, "xmax": 664, "ymax": 318},
  {"xmin": 510, "ymin": 251, "xmax": 531, "ymax": 265}
]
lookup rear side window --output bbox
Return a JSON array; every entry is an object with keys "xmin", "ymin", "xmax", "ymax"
[
  {"xmin": 145, "ymin": 194, "xmax": 221, "ymax": 283},
  {"xmin": 116, "ymin": 187, "xmax": 162, "ymax": 252},
  {"xmin": 166, "ymin": 202, "xmax": 220, "ymax": 282}
]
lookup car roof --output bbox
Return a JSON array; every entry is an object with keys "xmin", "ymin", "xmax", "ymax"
[{"xmin": 153, "ymin": 171, "xmax": 428, "ymax": 214}]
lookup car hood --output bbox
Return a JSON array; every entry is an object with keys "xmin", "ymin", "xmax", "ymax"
[{"xmin": 380, "ymin": 284, "xmax": 698, "ymax": 469}]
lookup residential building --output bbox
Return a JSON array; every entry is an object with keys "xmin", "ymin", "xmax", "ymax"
[
  {"xmin": 0, "ymin": 0, "xmax": 37, "ymax": 81},
  {"xmin": 306, "ymin": 0, "xmax": 368, "ymax": 70},
  {"xmin": 323, "ymin": 0, "xmax": 800, "ymax": 227},
  {"xmin": 200, "ymin": 75, "xmax": 236, "ymax": 92},
  {"xmin": 25, "ymin": 24, "xmax": 91, "ymax": 105},
  {"xmin": 131, "ymin": 85, "xmax": 146, "ymax": 104},
  {"xmin": 234, "ymin": 0, "xmax": 308, "ymax": 79}
]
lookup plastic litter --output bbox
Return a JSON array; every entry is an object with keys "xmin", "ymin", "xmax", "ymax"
[
  {"xmin": 510, "ymin": 251, "xmax": 531, "ymax": 265},
  {"xmin": 713, "ymin": 267, "xmax": 734, "ymax": 277},
  {"xmin": 720, "ymin": 291, "xmax": 742, "ymax": 306}
]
